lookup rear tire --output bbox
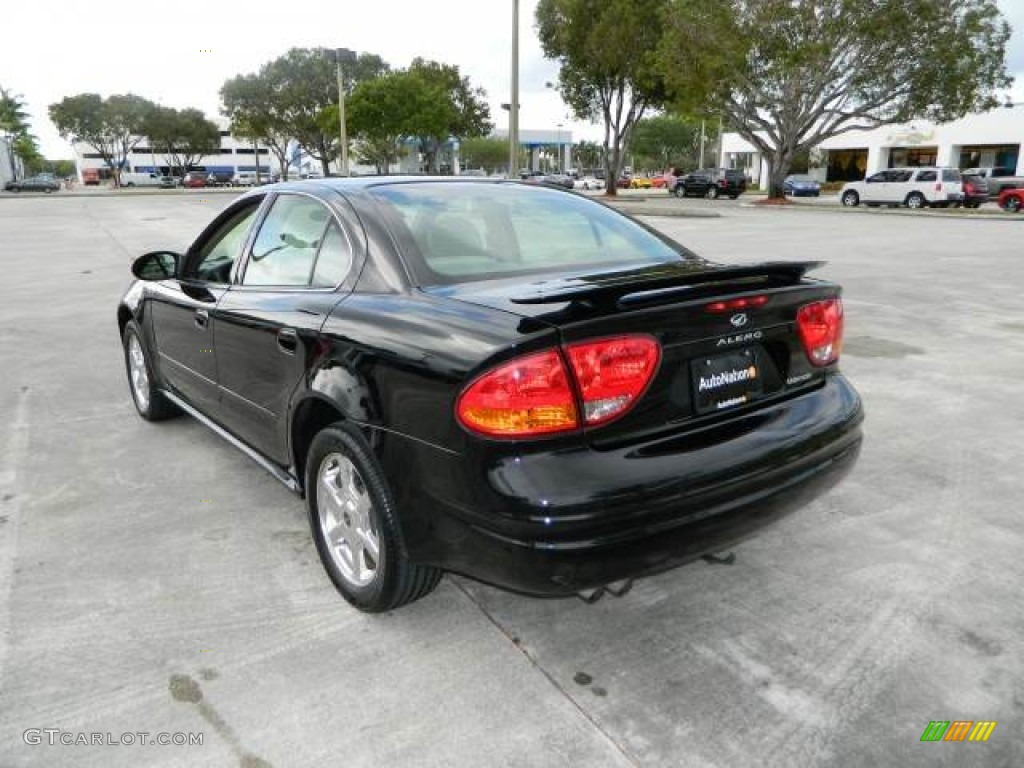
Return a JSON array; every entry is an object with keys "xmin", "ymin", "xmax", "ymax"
[
  {"xmin": 673, "ymin": 186, "xmax": 685, "ymax": 198},
  {"xmin": 906, "ymin": 192, "xmax": 926, "ymax": 209},
  {"xmin": 306, "ymin": 423, "xmax": 441, "ymax": 612},
  {"xmin": 122, "ymin": 321, "xmax": 179, "ymax": 421},
  {"xmin": 705, "ymin": 186, "xmax": 720, "ymax": 200},
  {"xmin": 841, "ymin": 190, "xmax": 859, "ymax": 207},
  {"xmin": 1005, "ymin": 197, "xmax": 1021, "ymax": 213}
]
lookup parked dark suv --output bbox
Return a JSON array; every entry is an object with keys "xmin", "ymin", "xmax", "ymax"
[{"xmin": 672, "ymin": 168, "xmax": 747, "ymax": 200}]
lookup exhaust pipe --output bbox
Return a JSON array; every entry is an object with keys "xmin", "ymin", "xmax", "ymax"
[{"xmin": 576, "ymin": 578, "xmax": 634, "ymax": 604}]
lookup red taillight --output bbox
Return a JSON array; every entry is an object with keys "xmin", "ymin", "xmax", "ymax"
[
  {"xmin": 796, "ymin": 298, "xmax": 844, "ymax": 366},
  {"xmin": 456, "ymin": 336, "xmax": 661, "ymax": 437},
  {"xmin": 565, "ymin": 336, "xmax": 661, "ymax": 425},
  {"xmin": 706, "ymin": 295, "xmax": 769, "ymax": 312},
  {"xmin": 935, "ymin": 183, "xmax": 943, "ymax": 192},
  {"xmin": 457, "ymin": 350, "xmax": 577, "ymax": 437}
]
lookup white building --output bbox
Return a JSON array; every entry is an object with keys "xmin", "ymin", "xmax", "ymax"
[
  {"xmin": 720, "ymin": 105, "xmax": 1024, "ymax": 185},
  {"xmin": 72, "ymin": 121, "xmax": 275, "ymax": 183}
]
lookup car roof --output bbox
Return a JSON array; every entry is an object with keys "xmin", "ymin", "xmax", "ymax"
[
  {"xmin": 889, "ymin": 166, "xmax": 957, "ymax": 171},
  {"xmin": 262, "ymin": 176, "xmax": 530, "ymax": 194}
]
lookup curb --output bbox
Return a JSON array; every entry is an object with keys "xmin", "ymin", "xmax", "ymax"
[
  {"xmin": 0, "ymin": 188, "xmax": 243, "ymax": 200},
  {"xmin": 606, "ymin": 203, "xmax": 721, "ymax": 218},
  {"xmin": 737, "ymin": 201, "xmax": 1021, "ymax": 221}
]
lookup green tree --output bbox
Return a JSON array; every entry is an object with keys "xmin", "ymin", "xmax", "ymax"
[
  {"xmin": 341, "ymin": 70, "xmax": 424, "ymax": 174},
  {"xmin": 143, "ymin": 106, "xmax": 220, "ymax": 178},
  {"xmin": 221, "ymin": 72, "xmax": 293, "ymax": 180},
  {"xmin": 660, "ymin": 0, "xmax": 1012, "ymax": 198},
  {"xmin": 254, "ymin": 48, "xmax": 389, "ymax": 176},
  {"xmin": 1, "ymin": 87, "xmax": 40, "ymax": 178},
  {"xmin": 536, "ymin": 0, "xmax": 669, "ymax": 195},
  {"xmin": 629, "ymin": 114, "xmax": 711, "ymax": 171},
  {"xmin": 572, "ymin": 140, "xmax": 604, "ymax": 171},
  {"xmin": 458, "ymin": 137, "xmax": 507, "ymax": 173},
  {"xmin": 402, "ymin": 59, "xmax": 491, "ymax": 173},
  {"xmin": 49, "ymin": 93, "xmax": 155, "ymax": 186}
]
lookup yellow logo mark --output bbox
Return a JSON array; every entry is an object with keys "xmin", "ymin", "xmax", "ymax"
[{"xmin": 969, "ymin": 721, "xmax": 997, "ymax": 742}]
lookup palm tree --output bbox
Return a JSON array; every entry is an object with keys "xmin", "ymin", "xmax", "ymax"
[{"xmin": 1, "ymin": 87, "xmax": 40, "ymax": 178}]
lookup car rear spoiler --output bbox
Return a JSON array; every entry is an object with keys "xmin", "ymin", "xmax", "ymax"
[{"xmin": 509, "ymin": 260, "xmax": 826, "ymax": 306}]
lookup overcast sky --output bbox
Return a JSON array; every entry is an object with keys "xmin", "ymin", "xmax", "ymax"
[{"xmin": 3, "ymin": 0, "xmax": 1023, "ymax": 158}]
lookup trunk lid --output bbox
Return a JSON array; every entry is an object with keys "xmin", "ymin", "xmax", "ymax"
[{"xmin": 425, "ymin": 260, "xmax": 842, "ymax": 448}]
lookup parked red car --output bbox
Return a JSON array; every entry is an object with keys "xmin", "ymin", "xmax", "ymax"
[
  {"xmin": 182, "ymin": 172, "xmax": 208, "ymax": 189},
  {"xmin": 997, "ymin": 187, "xmax": 1024, "ymax": 212}
]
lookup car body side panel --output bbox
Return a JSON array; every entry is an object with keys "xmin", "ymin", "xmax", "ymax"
[{"xmin": 214, "ymin": 291, "xmax": 343, "ymax": 464}]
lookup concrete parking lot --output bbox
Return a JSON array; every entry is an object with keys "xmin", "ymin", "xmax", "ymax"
[{"xmin": 0, "ymin": 193, "xmax": 1021, "ymax": 767}]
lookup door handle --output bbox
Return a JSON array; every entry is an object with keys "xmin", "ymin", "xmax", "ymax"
[
  {"xmin": 276, "ymin": 328, "xmax": 298, "ymax": 355},
  {"xmin": 194, "ymin": 308, "xmax": 209, "ymax": 329}
]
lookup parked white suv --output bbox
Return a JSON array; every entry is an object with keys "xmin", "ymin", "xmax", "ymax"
[
  {"xmin": 840, "ymin": 167, "xmax": 963, "ymax": 209},
  {"xmin": 120, "ymin": 172, "xmax": 173, "ymax": 188}
]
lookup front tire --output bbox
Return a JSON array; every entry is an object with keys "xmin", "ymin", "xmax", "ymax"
[
  {"xmin": 673, "ymin": 186, "xmax": 685, "ymax": 198},
  {"xmin": 841, "ymin": 190, "xmax": 859, "ymax": 207},
  {"xmin": 1005, "ymin": 197, "xmax": 1022, "ymax": 213},
  {"xmin": 122, "ymin": 321, "xmax": 179, "ymax": 421},
  {"xmin": 306, "ymin": 423, "xmax": 441, "ymax": 612}
]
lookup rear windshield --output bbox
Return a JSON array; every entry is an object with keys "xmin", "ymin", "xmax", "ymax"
[
  {"xmin": 941, "ymin": 169, "xmax": 961, "ymax": 182},
  {"xmin": 370, "ymin": 182, "xmax": 686, "ymax": 285}
]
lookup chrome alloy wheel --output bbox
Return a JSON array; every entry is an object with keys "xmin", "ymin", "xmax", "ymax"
[
  {"xmin": 128, "ymin": 334, "xmax": 150, "ymax": 412},
  {"xmin": 317, "ymin": 454, "xmax": 380, "ymax": 588}
]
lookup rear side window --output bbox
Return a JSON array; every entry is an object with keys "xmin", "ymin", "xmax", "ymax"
[
  {"xmin": 311, "ymin": 223, "xmax": 353, "ymax": 287},
  {"xmin": 371, "ymin": 182, "xmax": 685, "ymax": 285},
  {"xmin": 916, "ymin": 170, "xmax": 937, "ymax": 182},
  {"xmin": 941, "ymin": 169, "xmax": 961, "ymax": 182},
  {"xmin": 244, "ymin": 195, "xmax": 331, "ymax": 286}
]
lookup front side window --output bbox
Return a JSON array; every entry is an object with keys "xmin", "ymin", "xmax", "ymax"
[
  {"xmin": 243, "ymin": 195, "xmax": 332, "ymax": 286},
  {"xmin": 371, "ymin": 182, "xmax": 686, "ymax": 285},
  {"xmin": 866, "ymin": 172, "xmax": 887, "ymax": 183},
  {"xmin": 941, "ymin": 169, "xmax": 961, "ymax": 182},
  {"xmin": 190, "ymin": 203, "xmax": 260, "ymax": 283}
]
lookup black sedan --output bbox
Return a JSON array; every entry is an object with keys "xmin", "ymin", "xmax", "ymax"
[
  {"xmin": 5, "ymin": 174, "xmax": 61, "ymax": 193},
  {"xmin": 118, "ymin": 178, "xmax": 863, "ymax": 612},
  {"xmin": 783, "ymin": 174, "xmax": 822, "ymax": 197}
]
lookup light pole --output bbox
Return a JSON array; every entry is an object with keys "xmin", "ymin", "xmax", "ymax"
[
  {"xmin": 334, "ymin": 47, "xmax": 354, "ymax": 176},
  {"xmin": 508, "ymin": 0, "xmax": 519, "ymax": 177},
  {"xmin": 556, "ymin": 123, "xmax": 563, "ymax": 173}
]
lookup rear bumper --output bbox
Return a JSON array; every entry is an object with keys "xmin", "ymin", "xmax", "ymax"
[{"xmin": 389, "ymin": 374, "xmax": 863, "ymax": 595}]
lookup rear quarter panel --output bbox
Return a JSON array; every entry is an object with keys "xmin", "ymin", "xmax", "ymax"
[{"xmin": 313, "ymin": 292, "xmax": 559, "ymax": 452}]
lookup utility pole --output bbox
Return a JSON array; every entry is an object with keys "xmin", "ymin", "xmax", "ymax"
[
  {"xmin": 699, "ymin": 119, "xmax": 706, "ymax": 169},
  {"xmin": 508, "ymin": 0, "xmax": 519, "ymax": 177},
  {"xmin": 336, "ymin": 48, "xmax": 351, "ymax": 176}
]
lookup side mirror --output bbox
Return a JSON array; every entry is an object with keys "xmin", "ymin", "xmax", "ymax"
[{"xmin": 131, "ymin": 251, "xmax": 180, "ymax": 281}]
